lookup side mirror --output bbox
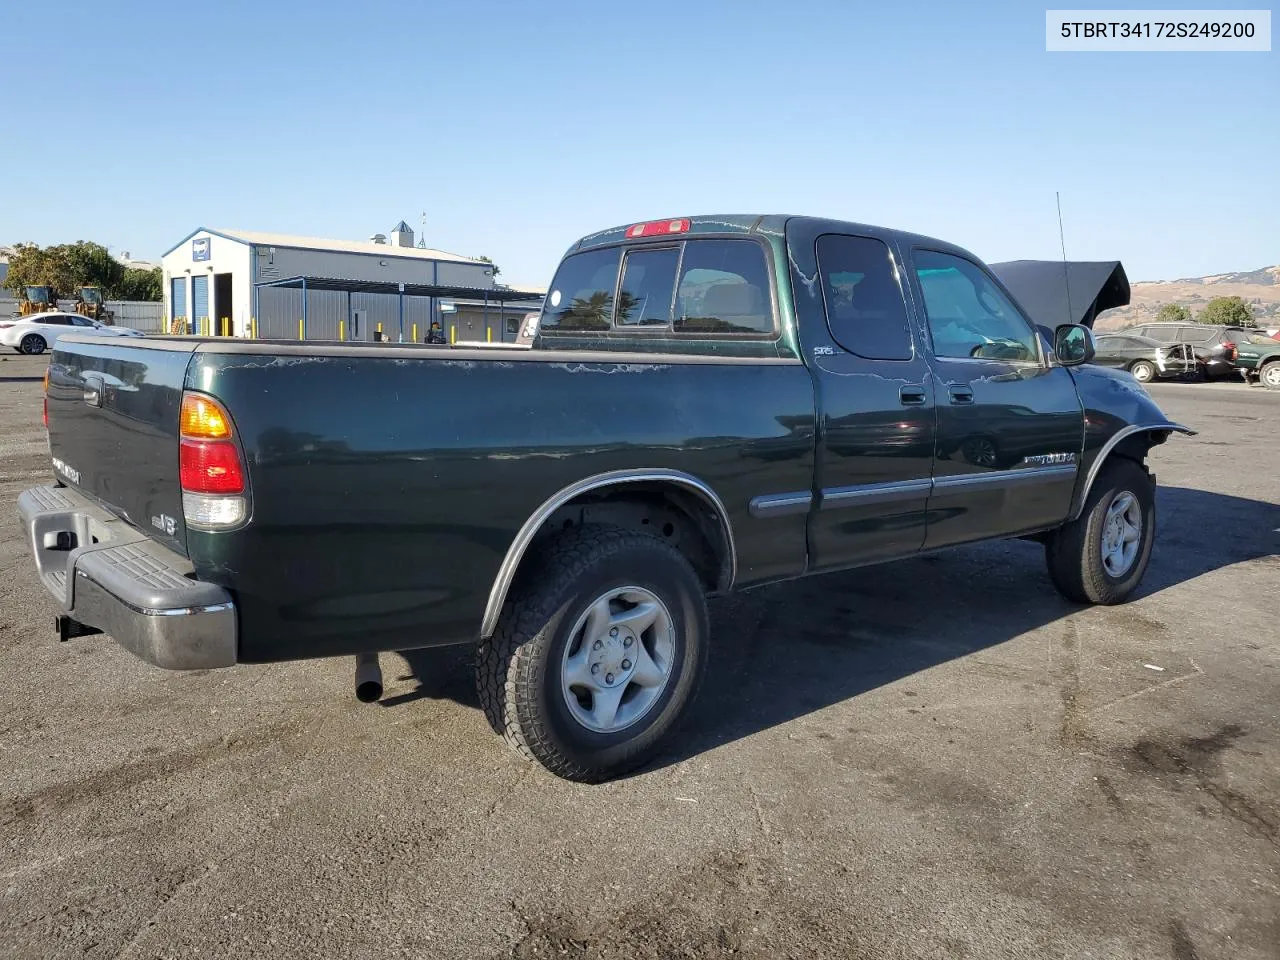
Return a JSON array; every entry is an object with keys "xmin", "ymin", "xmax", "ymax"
[{"xmin": 1054, "ymin": 323, "xmax": 1095, "ymax": 366}]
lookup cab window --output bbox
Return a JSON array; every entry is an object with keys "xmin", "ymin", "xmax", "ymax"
[
  {"xmin": 617, "ymin": 247, "xmax": 679, "ymax": 327},
  {"xmin": 913, "ymin": 250, "xmax": 1040, "ymax": 362},
  {"xmin": 816, "ymin": 234, "xmax": 912, "ymax": 360},
  {"xmin": 540, "ymin": 247, "xmax": 621, "ymax": 332},
  {"xmin": 674, "ymin": 240, "xmax": 773, "ymax": 335}
]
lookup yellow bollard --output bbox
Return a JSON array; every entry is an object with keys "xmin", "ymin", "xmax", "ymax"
[
  {"xmin": 450, "ymin": 325, "xmax": 456, "ymax": 344},
  {"xmin": 338, "ymin": 320, "xmax": 345, "ymax": 341},
  {"xmin": 298, "ymin": 318, "xmax": 304, "ymax": 340},
  {"xmin": 221, "ymin": 317, "xmax": 228, "ymax": 337},
  {"xmin": 376, "ymin": 322, "xmax": 383, "ymax": 339},
  {"xmin": 250, "ymin": 317, "xmax": 257, "ymax": 339},
  {"xmin": 487, "ymin": 327, "xmax": 492, "ymax": 342},
  {"xmin": 412, "ymin": 323, "xmax": 418, "ymax": 343}
]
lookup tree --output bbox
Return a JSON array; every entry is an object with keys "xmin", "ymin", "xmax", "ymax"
[
  {"xmin": 1, "ymin": 241, "xmax": 159, "ymax": 301},
  {"xmin": 1197, "ymin": 296, "xmax": 1255, "ymax": 327},
  {"xmin": 1155, "ymin": 303, "xmax": 1192, "ymax": 323},
  {"xmin": 115, "ymin": 267, "xmax": 163, "ymax": 301},
  {"xmin": 477, "ymin": 254, "xmax": 501, "ymax": 279},
  {"xmin": 2, "ymin": 242, "xmax": 76, "ymax": 298},
  {"xmin": 65, "ymin": 241, "xmax": 125, "ymax": 295}
]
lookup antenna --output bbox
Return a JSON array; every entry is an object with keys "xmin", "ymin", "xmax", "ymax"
[
  {"xmin": 1056, "ymin": 191, "xmax": 1074, "ymax": 325},
  {"xmin": 418, "ymin": 210, "xmax": 427, "ymax": 248}
]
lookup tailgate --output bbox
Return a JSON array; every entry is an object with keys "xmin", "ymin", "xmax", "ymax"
[{"xmin": 46, "ymin": 336, "xmax": 198, "ymax": 556}]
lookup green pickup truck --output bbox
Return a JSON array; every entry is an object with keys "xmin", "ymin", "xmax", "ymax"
[
  {"xmin": 1236, "ymin": 332, "xmax": 1280, "ymax": 389},
  {"xmin": 18, "ymin": 214, "xmax": 1193, "ymax": 782}
]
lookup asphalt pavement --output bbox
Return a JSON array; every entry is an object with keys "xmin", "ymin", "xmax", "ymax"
[{"xmin": 1, "ymin": 352, "xmax": 1277, "ymax": 959}]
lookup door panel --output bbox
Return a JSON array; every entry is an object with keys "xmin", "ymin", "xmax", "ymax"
[
  {"xmin": 191, "ymin": 275, "xmax": 209, "ymax": 332},
  {"xmin": 926, "ymin": 359, "xmax": 1082, "ymax": 546},
  {"xmin": 907, "ymin": 249, "xmax": 1083, "ymax": 548},
  {"xmin": 799, "ymin": 231, "xmax": 936, "ymax": 570}
]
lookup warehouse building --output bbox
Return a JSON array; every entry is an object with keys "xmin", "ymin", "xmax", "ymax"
[{"xmin": 160, "ymin": 221, "xmax": 542, "ymax": 343}]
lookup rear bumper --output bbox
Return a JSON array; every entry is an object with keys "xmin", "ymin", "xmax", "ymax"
[{"xmin": 16, "ymin": 485, "xmax": 237, "ymax": 670}]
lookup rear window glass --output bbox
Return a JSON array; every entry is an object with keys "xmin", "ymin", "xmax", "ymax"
[
  {"xmin": 816, "ymin": 234, "xmax": 912, "ymax": 360},
  {"xmin": 675, "ymin": 240, "xmax": 773, "ymax": 335},
  {"xmin": 618, "ymin": 247, "xmax": 680, "ymax": 326},
  {"xmin": 540, "ymin": 247, "xmax": 621, "ymax": 332},
  {"xmin": 541, "ymin": 239, "xmax": 774, "ymax": 336}
]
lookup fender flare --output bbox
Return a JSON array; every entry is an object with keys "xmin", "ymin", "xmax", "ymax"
[
  {"xmin": 1068, "ymin": 422, "xmax": 1196, "ymax": 521},
  {"xmin": 479, "ymin": 468, "xmax": 738, "ymax": 639}
]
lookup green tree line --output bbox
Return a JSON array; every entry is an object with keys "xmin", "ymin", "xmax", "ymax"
[
  {"xmin": 1155, "ymin": 297, "xmax": 1256, "ymax": 326},
  {"xmin": 2, "ymin": 241, "xmax": 162, "ymax": 302}
]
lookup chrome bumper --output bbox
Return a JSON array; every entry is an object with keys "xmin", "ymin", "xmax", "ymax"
[{"xmin": 16, "ymin": 485, "xmax": 237, "ymax": 670}]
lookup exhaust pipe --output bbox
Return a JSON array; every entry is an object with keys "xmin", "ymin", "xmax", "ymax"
[{"xmin": 354, "ymin": 652, "xmax": 383, "ymax": 703}]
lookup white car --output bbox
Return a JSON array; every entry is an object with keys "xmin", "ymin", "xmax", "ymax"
[{"xmin": 1, "ymin": 312, "xmax": 145, "ymax": 355}]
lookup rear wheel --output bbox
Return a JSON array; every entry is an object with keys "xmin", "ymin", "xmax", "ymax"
[
  {"xmin": 1129, "ymin": 360, "xmax": 1155, "ymax": 383},
  {"xmin": 476, "ymin": 525, "xmax": 709, "ymax": 783},
  {"xmin": 1260, "ymin": 361, "xmax": 1280, "ymax": 391},
  {"xmin": 20, "ymin": 334, "xmax": 47, "ymax": 355},
  {"xmin": 1045, "ymin": 458, "xmax": 1155, "ymax": 605}
]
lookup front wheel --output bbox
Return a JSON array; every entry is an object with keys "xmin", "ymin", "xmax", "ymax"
[
  {"xmin": 20, "ymin": 334, "xmax": 47, "ymax": 355},
  {"xmin": 1129, "ymin": 360, "xmax": 1155, "ymax": 383},
  {"xmin": 1045, "ymin": 458, "xmax": 1155, "ymax": 605},
  {"xmin": 476, "ymin": 525, "xmax": 709, "ymax": 783},
  {"xmin": 1260, "ymin": 361, "xmax": 1280, "ymax": 391}
]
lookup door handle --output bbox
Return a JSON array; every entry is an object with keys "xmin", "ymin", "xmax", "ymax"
[
  {"xmin": 899, "ymin": 385, "xmax": 926, "ymax": 406},
  {"xmin": 948, "ymin": 385, "xmax": 975, "ymax": 404}
]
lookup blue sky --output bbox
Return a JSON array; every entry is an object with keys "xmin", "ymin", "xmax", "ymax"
[{"xmin": 5, "ymin": 0, "xmax": 1276, "ymax": 286}]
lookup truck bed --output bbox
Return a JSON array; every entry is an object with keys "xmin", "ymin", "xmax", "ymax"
[{"xmin": 45, "ymin": 335, "xmax": 816, "ymax": 661}]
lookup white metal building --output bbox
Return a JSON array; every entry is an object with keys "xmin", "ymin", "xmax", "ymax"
[{"xmin": 160, "ymin": 222, "xmax": 536, "ymax": 342}]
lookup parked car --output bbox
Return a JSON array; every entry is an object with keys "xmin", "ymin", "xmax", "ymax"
[
  {"xmin": 18, "ymin": 214, "xmax": 1194, "ymax": 783},
  {"xmin": 1119, "ymin": 322, "xmax": 1246, "ymax": 380},
  {"xmin": 1091, "ymin": 333, "xmax": 1196, "ymax": 383},
  {"xmin": 1, "ymin": 312, "xmax": 144, "ymax": 355},
  {"xmin": 1234, "ymin": 331, "xmax": 1280, "ymax": 389}
]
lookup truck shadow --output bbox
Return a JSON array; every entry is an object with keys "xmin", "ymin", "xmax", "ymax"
[{"xmin": 389, "ymin": 486, "xmax": 1277, "ymax": 770}]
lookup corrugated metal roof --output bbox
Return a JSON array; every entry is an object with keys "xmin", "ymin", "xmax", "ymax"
[{"xmin": 212, "ymin": 228, "xmax": 484, "ymax": 264}]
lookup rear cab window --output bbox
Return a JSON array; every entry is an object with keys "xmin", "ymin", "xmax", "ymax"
[
  {"xmin": 539, "ymin": 239, "xmax": 775, "ymax": 338},
  {"xmin": 815, "ymin": 234, "xmax": 913, "ymax": 360}
]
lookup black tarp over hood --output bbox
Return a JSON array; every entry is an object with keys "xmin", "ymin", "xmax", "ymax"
[{"xmin": 989, "ymin": 260, "xmax": 1130, "ymax": 330}]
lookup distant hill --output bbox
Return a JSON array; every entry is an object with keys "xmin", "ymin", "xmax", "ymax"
[{"xmin": 1097, "ymin": 265, "xmax": 1280, "ymax": 330}]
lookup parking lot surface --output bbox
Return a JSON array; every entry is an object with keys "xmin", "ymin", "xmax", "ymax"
[{"xmin": 1, "ymin": 352, "xmax": 1277, "ymax": 959}]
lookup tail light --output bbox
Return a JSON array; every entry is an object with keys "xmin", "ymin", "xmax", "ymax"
[
  {"xmin": 179, "ymin": 392, "xmax": 247, "ymax": 529},
  {"xmin": 42, "ymin": 367, "xmax": 49, "ymax": 429},
  {"xmin": 1223, "ymin": 340, "xmax": 1238, "ymax": 361}
]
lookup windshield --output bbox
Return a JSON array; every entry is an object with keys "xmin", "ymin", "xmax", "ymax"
[{"xmin": 80, "ymin": 288, "xmax": 103, "ymax": 304}]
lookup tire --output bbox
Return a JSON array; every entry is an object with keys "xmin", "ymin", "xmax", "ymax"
[
  {"xmin": 1260, "ymin": 361, "xmax": 1280, "ymax": 391},
  {"xmin": 20, "ymin": 334, "xmax": 47, "ymax": 355},
  {"xmin": 1128, "ymin": 360, "xmax": 1155, "ymax": 383},
  {"xmin": 1045, "ymin": 458, "xmax": 1155, "ymax": 605},
  {"xmin": 476, "ymin": 525, "xmax": 710, "ymax": 783}
]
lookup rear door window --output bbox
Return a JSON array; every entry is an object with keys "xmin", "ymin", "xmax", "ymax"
[
  {"xmin": 1148, "ymin": 326, "xmax": 1178, "ymax": 343},
  {"xmin": 674, "ymin": 240, "xmax": 773, "ymax": 335},
  {"xmin": 1177, "ymin": 327, "xmax": 1212, "ymax": 343},
  {"xmin": 816, "ymin": 234, "xmax": 912, "ymax": 360},
  {"xmin": 617, "ymin": 247, "xmax": 679, "ymax": 327},
  {"xmin": 541, "ymin": 247, "xmax": 622, "ymax": 332}
]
